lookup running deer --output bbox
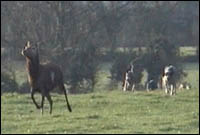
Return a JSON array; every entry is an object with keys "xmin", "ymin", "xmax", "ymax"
[{"xmin": 21, "ymin": 41, "xmax": 72, "ymax": 114}]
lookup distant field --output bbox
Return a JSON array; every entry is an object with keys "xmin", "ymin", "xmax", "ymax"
[
  {"xmin": 113, "ymin": 46, "xmax": 197, "ymax": 56},
  {"xmin": 1, "ymin": 62, "xmax": 199, "ymax": 134},
  {"xmin": 179, "ymin": 46, "xmax": 197, "ymax": 56}
]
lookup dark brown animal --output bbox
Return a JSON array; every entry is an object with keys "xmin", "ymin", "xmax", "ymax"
[{"xmin": 21, "ymin": 41, "xmax": 72, "ymax": 114}]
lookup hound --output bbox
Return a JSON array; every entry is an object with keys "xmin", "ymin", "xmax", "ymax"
[
  {"xmin": 122, "ymin": 64, "xmax": 135, "ymax": 92},
  {"xmin": 162, "ymin": 65, "xmax": 176, "ymax": 95}
]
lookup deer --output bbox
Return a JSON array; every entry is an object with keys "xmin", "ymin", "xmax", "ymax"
[{"xmin": 21, "ymin": 41, "xmax": 72, "ymax": 114}]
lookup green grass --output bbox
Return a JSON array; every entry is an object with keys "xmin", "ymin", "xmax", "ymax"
[
  {"xmin": 1, "ymin": 62, "xmax": 199, "ymax": 133},
  {"xmin": 1, "ymin": 88, "xmax": 199, "ymax": 134}
]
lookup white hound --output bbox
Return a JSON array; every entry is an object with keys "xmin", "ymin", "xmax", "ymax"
[
  {"xmin": 162, "ymin": 65, "xmax": 176, "ymax": 95},
  {"xmin": 123, "ymin": 65, "xmax": 135, "ymax": 92}
]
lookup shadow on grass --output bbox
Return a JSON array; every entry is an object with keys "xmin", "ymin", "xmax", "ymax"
[
  {"xmin": 134, "ymin": 131, "xmax": 145, "ymax": 134},
  {"xmin": 74, "ymin": 114, "xmax": 101, "ymax": 120},
  {"xmin": 90, "ymin": 95, "xmax": 104, "ymax": 99},
  {"xmin": 159, "ymin": 127, "xmax": 179, "ymax": 132},
  {"xmin": 188, "ymin": 121, "xmax": 199, "ymax": 129},
  {"xmin": 101, "ymin": 124, "xmax": 123, "ymax": 131},
  {"xmin": 86, "ymin": 114, "xmax": 101, "ymax": 119},
  {"xmin": 159, "ymin": 120, "xmax": 199, "ymax": 133}
]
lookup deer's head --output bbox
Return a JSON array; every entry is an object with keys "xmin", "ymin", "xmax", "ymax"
[{"xmin": 21, "ymin": 41, "xmax": 39, "ymax": 59}]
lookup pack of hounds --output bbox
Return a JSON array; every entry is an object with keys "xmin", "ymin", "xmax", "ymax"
[{"xmin": 122, "ymin": 64, "xmax": 191, "ymax": 96}]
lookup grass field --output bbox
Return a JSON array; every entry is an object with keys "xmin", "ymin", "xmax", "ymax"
[
  {"xmin": 179, "ymin": 46, "xmax": 197, "ymax": 57},
  {"xmin": 1, "ymin": 62, "xmax": 199, "ymax": 134},
  {"xmin": 1, "ymin": 88, "xmax": 199, "ymax": 134}
]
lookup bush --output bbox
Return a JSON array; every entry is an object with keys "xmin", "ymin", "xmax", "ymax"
[
  {"xmin": 65, "ymin": 44, "xmax": 100, "ymax": 93},
  {"xmin": 109, "ymin": 51, "xmax": 144, "ymax": 89},
  {"xmin": 18, "ymin": 81, "xmax": 30, "ymax": 93},
  {"xmin": 1, "ymin": 72, "xmax": 18, "ymax": 93},
  {"xmin": 143, "ymin": 37, "xmax": 184, "ymax": 84}
]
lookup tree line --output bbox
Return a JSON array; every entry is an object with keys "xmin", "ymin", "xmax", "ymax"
[{"xmin": 1, "ymin": 1, "xmax": 199, "ymax": 93}]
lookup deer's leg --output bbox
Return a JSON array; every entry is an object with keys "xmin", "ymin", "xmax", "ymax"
[
  {"xmin": 46, "ymin": 93, "xmax": 53, "ymax": 114},
  {"xmin": 41, "ymin": 95, "xmax": 45, "ymax": 114},
  {"xmin": 31, "ymin": 89, "xmax": 40, "ymax": 109},
  {"xmin": 59, "ymin": 85, "xmax": 72, "ymax": 112}
]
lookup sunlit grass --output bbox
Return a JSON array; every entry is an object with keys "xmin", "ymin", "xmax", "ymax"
[{"xmin": 1, "ymin": 87, "xmax": 199, "ymax": 133}]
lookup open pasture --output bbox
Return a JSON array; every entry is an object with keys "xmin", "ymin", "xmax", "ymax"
[{"xmin": 1, "ymin": 62, "xmax": 199, "ymax": 134}]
